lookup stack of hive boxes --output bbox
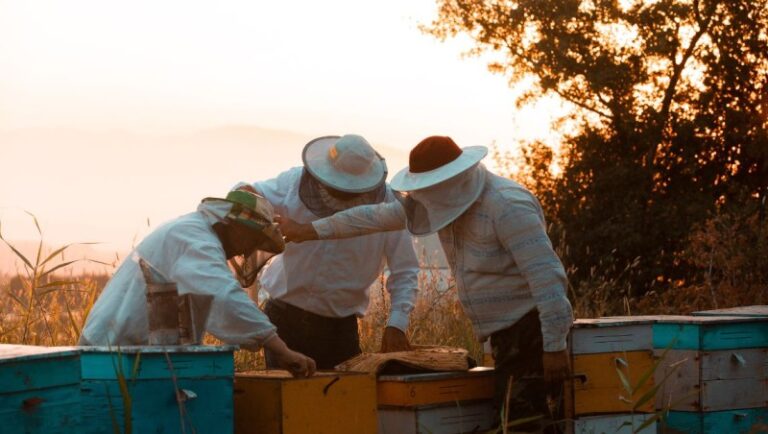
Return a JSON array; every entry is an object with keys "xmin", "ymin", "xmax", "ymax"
[
  {"xmin": 569, "ymin": 317, "xmax": 658, "ymax": 434},
  {"xmin": 653, "ymin": 309, "xmax": 768, "ymax": 433},
  {"xmin": 0, "ymin": 344, "xmax": 237, "ymax": 434},
  {"xmin": 377, "ymin": 367, "xmax": 496, "ymax": 434},
  {"xmin": 234, "ymin": 370, "xmax": 377, "ymax": 434}
]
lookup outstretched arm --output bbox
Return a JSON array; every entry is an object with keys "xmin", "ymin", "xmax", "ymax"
[
  {"xmin": 278, "ymin": 200, "xmax": 408, "ymax": 242},
  {"xmin": 379, "ymin": 229, "xmax": 419, "ymax": 352}
]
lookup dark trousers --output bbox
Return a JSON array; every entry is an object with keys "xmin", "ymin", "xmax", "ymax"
[
  {"xmin": 491, "ymin": 309, "xmax": 565, "ymax": 433},
  {"xmin": 263, "ymin": 299, "xmax": 362, "ymax": 370}
]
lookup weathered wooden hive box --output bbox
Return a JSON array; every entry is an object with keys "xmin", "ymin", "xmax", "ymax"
[
  {"xmin": 570, "ymin": 317, "xmax": 658, "ymax": 433},
  {"xmin": 78, "ymin": 345, "xmax": 235, "ymax": 434},
  {"xmin": 0, "ymin": 344, "xmax": 81, "ymax": 433},
  {"xmin": 234, "ymin": 370, "xmax": 377, "ymax": 434},
  {"xmin": 653, "ymin": 315, "xmax": 768, "ymax": 434},
  {"xmin": 376, "ymin": 367, "xmax": 496, "ymax": 434}
]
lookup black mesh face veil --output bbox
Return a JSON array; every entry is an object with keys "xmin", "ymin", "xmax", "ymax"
[
  {"xmin": 298, "ymin": 168, "xmax": 387, "ymax": 218},
  {"xmin": 395, "ymin": 192, "xmax": 433, "ymax": 236},
  {"xmin": 230, "ymin": 250, "xmax": 276, "ymax": 288}
]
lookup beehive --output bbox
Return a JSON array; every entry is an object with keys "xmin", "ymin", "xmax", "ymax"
[
  {"xmin": 377, "ymin": 368, "xmax": 496, "ymax": 434},
  {"xmin": 660, "ymin": 408, "xmax": 768, "ymax": 434},
  {"xmin": 78, "ymin": 345, "xmax": 235, "ymax": 434},
  {"xmin": 692, "ymin": 305, "xmax": 768, "ymax": 318},
  {"xmin": 378, "ymin": 400, "xmax": 496, "ymax": 434},
  {"xmin": 653, "ymin": 315, "xmax": 768, "ymax": 433},
  {"xmin": 573, "ymin": 414, "xmax": 657, "ymax": 434},
  {"xmin": 570, "ymin": 317, "xmax": 658, "ymax": 416},
  {"xmin": 0, "ymin": 345, "xmax": 81, "ymax": 433},
  {"xmin": 234, "ymin": 370, "xmax": 377, "ymax": 434}
]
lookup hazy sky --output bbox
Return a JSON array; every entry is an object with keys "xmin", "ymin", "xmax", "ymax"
[{"xmin": 0, "ymin": 0, "xmax": 566, "ymax": 257}]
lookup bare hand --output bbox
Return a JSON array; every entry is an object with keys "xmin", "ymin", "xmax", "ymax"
[
  {"xmin": 380, "ymin": 326, "xmax": 411, "ymax": 353},
  {"xmin": 264, "ymin": 337, "xmax": 317, "ymax": 377},
  {"xmin": 278, "ymin": 349, "xmax": 317, "ymax": 378},
  {"xmin": 542, "ymin": 349, "xmax": 571, "ymax": 384},
  {"xmin": 275, "ymin": 215, "xmax": 319, "ymax": 243}
]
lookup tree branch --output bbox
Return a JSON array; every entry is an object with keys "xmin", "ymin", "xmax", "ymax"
[{"xmin": 645, "ymin": 2, "xmax": 714, "ymax": 168}]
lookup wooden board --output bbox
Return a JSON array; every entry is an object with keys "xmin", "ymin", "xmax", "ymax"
[
  {"xmin": 78, "ymin": 345, "xmax": 235, "ymax": 434},
  {"xmin": 377, "ymin": 368, "xmax": 495, "ymax": 407},
  {"xmin": 573, "ymin": 413, "xmax": 656, "ymax": 434},
  {"xmin": 572, "ymin": 318, "xmax": 655, "ymax": 354},
  {"xmin": 234, "ymin": 370, "xmax": 377, "ymax": 434},
  {"xmin": 692, "ymin": 305, "xmax": 768, "ymax": 318},
  {"xmin": 0, "ymin": 345, "xmax": 82, "ymax": 434},
  {"xmin": 662, "ymin": 408, "xmax": 768, "ymax": 434},
  {"xmin": 655, "ymin": 348, "xmax": 768, "ymax": 412},
  {"xmin": 572, "ymin": 350, "xmax": 655, "ymax": 415},
  {"xmin": 653, "ymin": 316, "xmax": 768, "ymax": 350},
  {"xmin": 378, "ymin": 400, "xmax": 495, "ymax": 434}
]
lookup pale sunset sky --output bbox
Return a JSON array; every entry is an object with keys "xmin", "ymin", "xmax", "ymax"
[{"xmin": 0, "ymin": 0, "xmax": 566, "ymax": 265}]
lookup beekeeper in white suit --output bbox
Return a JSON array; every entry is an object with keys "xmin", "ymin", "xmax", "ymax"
[
  {"xmin": 79, "ymin": 190, "xmax": 316, "ymax": 377},
  {"xmin": 234, "ymin": 134, "xmax": 419, "ymax": 370},
  {"xmin": 278, "ymin": 136, "xmax": 574, "ymax": 427}
]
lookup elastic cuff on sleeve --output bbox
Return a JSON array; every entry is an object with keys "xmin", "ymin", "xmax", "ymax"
[
  {"xmin": 543, "ymin": 337, "xmax": 568, "ymax": 353},
  {"xmin": 240, "ymin": 330, "xmax": 277, "ymax": 352},
  {"xmin": 386, "ymin": 310, "xmax": 410, "ymax": 332},
  {"xmin": 312, "ymin": 220, "xmax": 334, "ymax": 239}
]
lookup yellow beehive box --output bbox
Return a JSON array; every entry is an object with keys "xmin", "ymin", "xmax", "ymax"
[
  {"xmin": 377, "ymin": 367, "xmax": 495, "ymax": 407},
  {"xmin": 234, "ymin": 370, "xmax": 377, "ymax": 434},
  {"xmin": 571, "ymin": 317, "xmax": 658, "ymax": 416},
  {"xmin": 573, "ymin": 350, "xmax": 656, "ymax": 415}
]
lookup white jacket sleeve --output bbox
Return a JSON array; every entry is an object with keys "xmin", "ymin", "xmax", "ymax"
[
  {"xmin": 169, "ymin": 235, "xmax": 277, "ymax": 350},
  {"xmin": 493, "ymin": 187, "xmax": 573, "ymax": 352},
  {"xmin": 313, "ymin": 201, "xmax": 408, "ymax": 239},
  {"xmin": 382, "ymin": 230, "xmax": 419, "ymax": 332}
]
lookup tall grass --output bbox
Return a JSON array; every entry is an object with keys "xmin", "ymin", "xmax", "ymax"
[
  {"xmin": 359, "ymin": 262, "xmax": 483, "ymax": 364},
  {"xmin": 0, "ymin": 211, "xmax": 762, "ymax": 372},
  {"xmin": 0, "ymin": 214, "xmax": 105, "ymax": 346}
]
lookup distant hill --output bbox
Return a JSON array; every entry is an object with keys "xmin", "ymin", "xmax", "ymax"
[{"xmin": 1, "ymin": 124, "xmax": 419, "ymax": 275}]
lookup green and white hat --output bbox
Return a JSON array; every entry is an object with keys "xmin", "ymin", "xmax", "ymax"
[{"xmin": 201, "ymin": 190, "xmax": 285, "ymax": 253}]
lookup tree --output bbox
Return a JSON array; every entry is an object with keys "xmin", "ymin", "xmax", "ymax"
[{"xmin": 425, "ymin": 0, "xmax": 768, "ymax": 294}]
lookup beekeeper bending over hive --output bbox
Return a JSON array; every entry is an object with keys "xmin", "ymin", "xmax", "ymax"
[
  {"xmin": 279, "ymin": 136, "xmax": 574, "ymax": 430},
  {"xmin": 234, "ymin": 134, "xmax": 419, "ymax": 370},
  {"xmin": 79, "ymin": 190, "xmax": 316, "ymax": 377}
]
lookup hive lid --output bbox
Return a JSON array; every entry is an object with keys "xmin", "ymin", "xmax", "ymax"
[
  {"xmin": 77, "ymin": 344, "xmax": 238, "ymax": 353},
  {"xmin": 378, "ymin": 366, "xmax": 493, "ymax": 382},
  {"xmin": 692, "ymin": 305, "xmax": 768, "ymax": 318},
  {"xmin": 0, "ymin": 344, "xmax": 79, "ymax": 363}
]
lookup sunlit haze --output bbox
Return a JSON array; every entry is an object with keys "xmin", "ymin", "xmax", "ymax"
[{"xmin": 0, "ymin": 0, "xmax": 566, "ymax": 267}]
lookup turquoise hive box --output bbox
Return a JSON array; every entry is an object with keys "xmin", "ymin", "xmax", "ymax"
[
  {"xmin": 653, "ymin": 315, "xmax": 768, "ymax": 434},
  {"xmin": 78, "ymin": 345, "xmax": 236, "ymax": 434},
  {"xmin": 0, "ymin": 344, "xmax": 82, "ymax": 433}
]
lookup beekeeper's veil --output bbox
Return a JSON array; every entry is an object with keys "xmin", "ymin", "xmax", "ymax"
[{"xmin": 198, "ymin": 190, "xmax": 285, "ymax": 287}]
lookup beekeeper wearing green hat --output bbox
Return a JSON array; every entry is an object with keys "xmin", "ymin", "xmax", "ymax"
[{"xmin": 79, "ymin": 190, "xmax": 315, "ymax": 377}]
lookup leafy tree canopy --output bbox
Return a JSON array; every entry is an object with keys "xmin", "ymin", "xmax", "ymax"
[{"xmin": 426, "ymin": 0, "xmax": 768, "ymax": 294}]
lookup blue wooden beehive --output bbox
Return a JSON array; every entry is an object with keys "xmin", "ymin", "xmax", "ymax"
[
  {"xmin": 0, "ymin": 344, "xmax": 82, "ymax": 434},
  {"xmin": 653, "ymin": 315, "xmax": 768, "ymax": 434},
  {"xmin": 78, "ymin": 345, "xmax": 236, "ymax": 434}
]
